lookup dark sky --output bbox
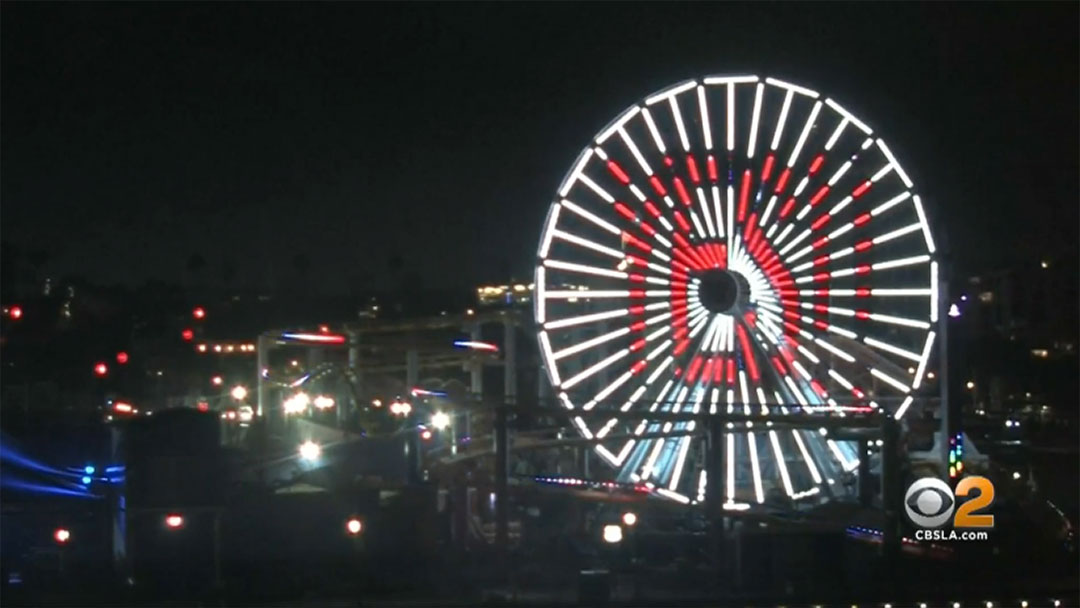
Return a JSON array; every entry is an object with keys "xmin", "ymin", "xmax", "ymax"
[{"xmin": 3, "ymin": 3, "xmax": 1077, "ymax": 293}]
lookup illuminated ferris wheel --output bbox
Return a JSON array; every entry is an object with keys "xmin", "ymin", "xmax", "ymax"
[{"xmin": 534, "ymin": 76, "xmax": 939, "ymax": 507}]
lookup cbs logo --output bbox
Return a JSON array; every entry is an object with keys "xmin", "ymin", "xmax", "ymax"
[{"xmin": 903, "ymin": 476, "xmax": 995, "ymax": 529}]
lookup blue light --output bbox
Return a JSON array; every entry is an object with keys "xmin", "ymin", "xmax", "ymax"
[
  {"xmin": 84, "ymin": 465, "xmax": 96, "ymax": 475},
  {"xmin": 81, "ymin": 476, "xmax": 92, "ymax": 485}
]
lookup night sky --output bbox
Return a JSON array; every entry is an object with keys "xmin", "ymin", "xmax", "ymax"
[{"xmin": 3, "ymin": 3, "xmax": 1076, "ymax": 294}]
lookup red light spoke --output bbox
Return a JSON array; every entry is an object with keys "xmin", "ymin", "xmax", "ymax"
[
  {"xmin": 686, "ymin": 155, "xmax": 701, "ymax": 184},
  {"xmin": 674, "ymin": 177, "xmax": 692, "ymax": 206},
  {"xmin": 761, "ymin": 153, "xmax": 776, "ymax": 182},
  {"xmin": 773, "ymin": 167, "xmax": 792, "ymax": 194},
  {"xmin": 607, "ymin": 160, "xmax": 632, "ymax": 185},
  {"xmin": 737, "ymin": 169, "xmax": 752, "ymax": 222},
  {"xmin": 735, "ymin": 323, "xmax": 760, "ymax": 381},
  {"xmin": 707, "ymin": 155, "xmax": 719, "ymax": 182}
]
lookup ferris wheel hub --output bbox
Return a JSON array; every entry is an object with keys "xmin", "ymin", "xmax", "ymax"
[{"xmin": 696, "ymin": 269, "xmax": 749, "ymax": 314}]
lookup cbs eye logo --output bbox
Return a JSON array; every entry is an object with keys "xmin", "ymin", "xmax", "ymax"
[{"xmin": 904, "ymin": 476, "xmax": 996, "ymax": 529}]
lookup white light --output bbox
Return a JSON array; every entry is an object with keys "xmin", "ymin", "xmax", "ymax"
[
  {"xmin": 641, "ymin": 107, "xmax": 666, "ymax": 153},
  {"xmin": 298, "ymin": 440, "xmax": 321, "ymax": 462},
  {"xmin": 893, "ymin": 396, "xmax": 914, "ymax": 420},
  {"xmin": 1012, "ymin": 471, "xmax": 1021, "ymax": 480},
  {"xmin": 824, "ymin": 98, "xmax": 872, "ymax": 134},
  {"xmin": 870, "ymin": 368, "xmax": 911, "ymax": 394},
  {"xmin": 602, "ymin": 524, "xmax": 623, "ymax": 544},
  {"xmin": 668, "ymin": 96, "xmax": 691, "ymax": 152},
  {"xmin": 560, "ymin": 199, "xmax": 620, "ymax": 235},
  {"xmin": 770, "ymin": 90, "xmax": 794, "ymax": 150},
  {"xmin": 313, "ymin": 395, "xmax": 335, "ymax": 410},
  {"xmin": 165, "ymin": 514, "xmax": 184, "ymax": 529},
  {"xmin": 747, "ymin": 83, "xmax": 764, "ymax": 158},
  {"xmin": 431, "ymin": 412, "xmax": 451, "ymax": 430},
  {"xmin": 621, "ymin": 512, "xmax": 637, "ymax": 527},
  {"xmin": 787, "ymin": 101, "xmax": 822, "ymax": 167},
  {"xmin": 697, "ymin": 86, "xmax": 713, "ymax": 150},
  {"xmin": 765, "ymin": 76, "xmax": 819, "ymax": 98},
  {"xmin": 346, "ymin": 518, "xmax": 363, "ymax": 535}
]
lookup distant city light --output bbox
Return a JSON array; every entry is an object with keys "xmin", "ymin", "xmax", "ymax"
[
  {"xmin": 411, "ymin": 387, "xmax": 448, "ymax": 398},
  {"xmin": 313, "ymin": 395, "xmax": 335, "ymax": 410},
  {"xmin": 181, "ymin": 328, "xmax": 194, "ymax": 342},
  {"xmin": 284, "ymin": 392, "xmax": 311, "ymax": 415},
  {"xmin": 81, "ymin": 476, "xmax": 92, "ymax": 485},
  {"xmin": 8, "ymin": 306, "xmax": 23, "ymax": 320},
  {"xmin": 389, "ymin": 400, "xmax": 412, "ymax": 416},
  {"xmin": 193, "ymin": 307, "xmax": 206, "ymax": 320},
  {"xmin": 298, "ymin": 440, "xmax": 321, "ymax": 462},
  {"xmin": 431, "ymin": 411, "xmax": 451, "ymax": 430},
  {"xmin": 345, "ymin": 518, "xmax": 363, "ymax": 535},
  {"xmin": 1041, "ymin": 260, "xmax": 1050, "ymax": 269},
  {"xmin": 197, "ymin": 344, "xmax": 208, "ymax": 353},
  {"xmin": 420, "ymin": 428, "xmax": 433, "ymax": 441},
  {"xmin": 84, "ymin": 465, "xmax": 95, "ymax": 475},
  {"xmin": 230, "ymin": 385, "xmax": 248, "ymax": 401},
  {"xmin": 948, "ymin": 304, "xmax": 961, "ymax": 318},
  {"xmin": 602, "ymin": 524, "xmax": 623, "ymax": 544},
  {"xmin": 53, "ymin": 528, "xmax": 71, "ymax": 544},
  {"xmin": 371, "ymin": 399, "xmax": 383, "ymax": 408},
  {"xmin": 966, "ymin": 381, "xmax": 975, "ymax": 390},
  {"xmin": 211, "ymin": 375, "xmax": 224, "ymax": 386},
  {"xmin": 453, "ymin": 340, "xmax": 500, "ymax": 353},
  {"xmin": 116, "ymin": 352, "xmax": 129, "ymax": 364},
  {"xmin": 93, "ymin": 362, "xmax": 108, "ymax": 377},
  {"xmin": 318, "ymin": 324, "xmax": 330, "ymax": 333},
  {"xmin": 114, "ymin": 402, "xmax": 134, "ymax": 414},
  {"xmin": 197, "ymin": 401, "xmax": 209, "ymax": 412},
  {"xmin": 164, "ymin": 514, "xmax": 184, "ymax": 529},
  {"xmin": 1012, "ymin": 471, "xmax": 1022, "ymax": 480},
  {"xmin": 621, "ymin": 512, "xmax": 637, "ymax": 527},
  {"xmin": 281, "ymin": 332, "xmax": 346, "ymax": 345}
]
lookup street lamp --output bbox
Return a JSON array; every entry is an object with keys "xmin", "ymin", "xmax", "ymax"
[
  {"xmin": 431, "ymin": 411, "xmax": 451, "ymax": 430},
  {"xmin": 621, "ymin": 512, "xmax": 637, "ymax": 527},
  {"xmin": 602, "ymin": 524, "xmax": 623, "ymax": 544},
  {"xmin": 54, "ymin": 528, "xmax": 71, "ymax": 544},
  {"xmin": 298, "ymin": 440, "xmax": 321, "ymax": 462},
  {"xmin": 230, "ymin": 385, "xmax": 248, "ymax": 401},
  {"xmin": 345, "ymin": 518, "xmax": 363, "ymax": 535}
]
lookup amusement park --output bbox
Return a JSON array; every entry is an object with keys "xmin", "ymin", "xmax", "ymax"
[{"xmin": 1, "ymin": 4, "xmax": 1077, "ymax": 607}]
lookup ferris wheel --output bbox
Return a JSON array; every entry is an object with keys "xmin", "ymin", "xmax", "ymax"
[{"xmin": 533, "ymin": 76, "xmax": 939, "ymax": 507}]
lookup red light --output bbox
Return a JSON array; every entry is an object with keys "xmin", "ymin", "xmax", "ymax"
[
  {"xmin": 196, "ymin": 401, "xmax": 209, "ymax": 412},
  {"xmin": 93, "ymin": 362, "xmax": 108, "ymax": 377},
  {"xmin": 116, "ymin": 352, "xmax": 129, "ymax": 364},
  {"xmin": 54, "ymin": 528, "xmax": 71, "ymax": 544},
  {"xmin": 164, "ymin": 514, "xmax": 184, "ymax": 529},
  {"xmin": 181, "ymin": 328, "xmax": 194, "ymax": 342},
  {"xmin": 114, "ymin": 402, "xmax": 134, "ymax": 414},
  {"xmin": 9, "ymin": 306, "xmax": 23, "ymax": 320},
  {"xmin": 192, "ymin": 307, "xmax": 206, "ymax": 320}
]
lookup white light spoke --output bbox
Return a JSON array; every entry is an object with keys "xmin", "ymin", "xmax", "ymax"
[
  {"xmin": 545, "ymin": 308, "xmax": 629, "ymax": 330},
  {"xmin": 562, "ymin": 349, "xmax": 630, "ymax": 389},
  {"xmin": 561, "ymin": 199, "xmax": 620, "ymax": 235},
  {"xmin": 870, "ymin": 368, "xmax": 911, "ymax": 394},
  {"xmin": 544, "ymin": 259, "xmax": 625, "ymax": 280},
  {"xmin": 553, "ymin": 327, "xmax": 631, "ymax": 361}
]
